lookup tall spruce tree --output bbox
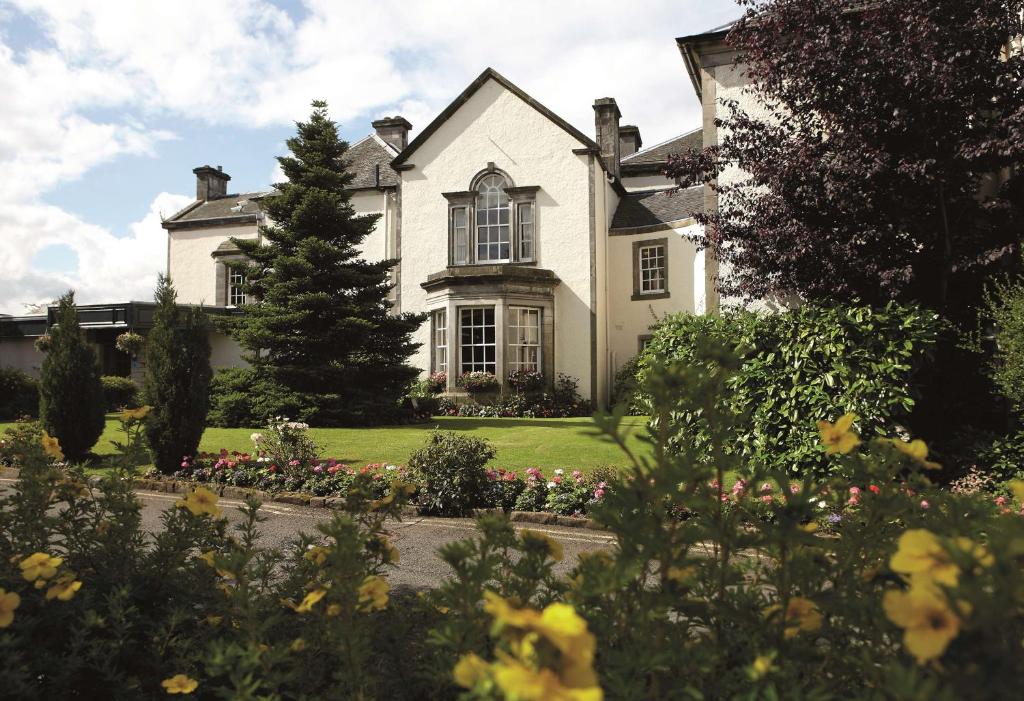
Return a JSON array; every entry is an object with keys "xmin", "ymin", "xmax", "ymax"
[
  {"xmin": 39, "ymin": 291, "xmax": 105, "ymax": 462},
  {"xmin": 144, "ymin": 276, "xmax": 213, "ymax": 473},
  {"xmin": 226, "ymin": 101, "xmax": 424, "ymax": 425}
]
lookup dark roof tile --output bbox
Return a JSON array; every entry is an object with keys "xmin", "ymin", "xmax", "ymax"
[
  {"xmin": 621, "ymin": 129, "xmax": 702, "ymax": 168},
  {"xmin": 343, "ymin": 136, "xmax": 400, "ymax": 189},
  {"xmin": 610, "ymin": 186, "xmax": 704, "ymax": 231}
]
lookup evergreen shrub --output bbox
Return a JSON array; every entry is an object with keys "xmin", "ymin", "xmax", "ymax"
[
  {"xmin": 0, "ymin": 368, "xmax": 38, "ymax": 420},
  {"xmin": 100, "ymin": 375, "xmax": 139, "ymax": 411}
]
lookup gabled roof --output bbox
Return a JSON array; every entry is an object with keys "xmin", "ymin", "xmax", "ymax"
[
  {"xmin": 610, "ymin": 185, "xmax": 704, "ymax": 232},
  {"xmin": 344, "ymin": 134, "xmax": 400, "ymax": 189},
  {"xmin": 163, "ymin": 192, "xmax": 269, "ymax": 230},
  {"xmin": 391, "ymin": 67, "xmax": 601, "ymax": 169},
  {"xmin": 621, "ymin": 128, "xmax": 703, "ymax": 174},
  {"xmin": 676, "ymin": 19, "xmax": 740, "ymax": 98}
]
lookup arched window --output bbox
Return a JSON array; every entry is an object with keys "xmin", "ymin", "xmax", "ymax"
[{"xmin": 475, "ymin": 174, "xmax": 510, "ymax": 262}]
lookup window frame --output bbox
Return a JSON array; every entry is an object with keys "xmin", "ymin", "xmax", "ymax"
[
  {"xmin": 432, "ymin": 309, "xmax": 448, "ymax": 374},
  {"xmin": 227, "ymin": 267, "xmax": 248, "ymax": 306},
  {"xmin": 631, "ymin": 238, "xmax": 670, "ymax": 301},
  {"xmin": 443, "ymin": 169, "xmax": 539, "ymax": 267},
  {"xmin": 458, "ymin": 306, "xmax": 497, "ymax": 376},
  {"xmin": 507, "ymin": 306, "xmax": 542, "ymax": 374}
]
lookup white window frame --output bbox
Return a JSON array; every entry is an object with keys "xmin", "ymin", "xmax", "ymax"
[
  {"xmin": 459, "ymin": 306, "xmax": 496, "ymax": 375},
  {"xmin": 638, "ymin": 244, "xmax": 666, "ymax": 295},
  {"xmin": 475, "ymin": 174, "xmax": 511, "ymax": 263},
  {"xmin": 508, "ymin": 306, "xmax": 541, "ymax": 374},
  {"xmin": 432, "ymin": 309, "xmax": 448, "ymax": 374},
  {"xmin": 517, "ymin": 202, "xmax": 535, "ymax": 262},
  {"xmin": 228, "ymin": 268, "xmax": 247, "ymax": 306},
  {"xmin": 451, "ymin": 207, "xmax": 469, "ymax": 265}
]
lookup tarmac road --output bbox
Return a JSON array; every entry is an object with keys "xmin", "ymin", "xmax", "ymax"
[{"xmin": 1, "ymin": 478, "xmax": 616, "ymax": 590}]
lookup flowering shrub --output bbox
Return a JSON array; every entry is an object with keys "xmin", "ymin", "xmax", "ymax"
[
  {"xmin": 427, "ymin": 371, "xmax": 447, "ymax": 394},
  {"xmin": 409, "ymin": 431, "xmax": 496, "ymax": 516},
  {"xmin": 506, "ymin": 369, "xmax": 544, "ymax": 393},
  {"xmin": 437, "ymin": 373, "xmax": 592, "ymax": 419},
  {"xmin": 459, "ymin": 371, "xmax": 500, "ymax": 394}
]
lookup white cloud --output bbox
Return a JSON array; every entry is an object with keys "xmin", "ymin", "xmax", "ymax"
[{"xmin": 1, "ymin": 0, "xmax": 739, "ymax": 313}]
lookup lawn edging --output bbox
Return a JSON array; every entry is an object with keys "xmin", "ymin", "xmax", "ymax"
[{"xmin": 0, "ymin": 467, "xmax": 605, "ymax": 532}]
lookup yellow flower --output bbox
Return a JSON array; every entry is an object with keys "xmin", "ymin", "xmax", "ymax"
[
  {"xmin": 887, "ymin": 438, "xmax": 941, "ymax": 470},
  {"xmin": 197, "ymin": 551, "xmax": 216, "ymax": 567},
  {"xmin": 202, "ymin": 614, "xmax": 222, "ymax": 626},
  {"xmin": 764, "ymin": 596, "xmax": 823, "ymax": 639},
  {"xmin": 817, "ymin": 413, "xmax": 860, "ymax": 454},
  {"xmin": 883, "ymin": 585, "xmax": 962, "ymax": 664},
  {"xmin": 40, "ymin": 431, "xmax": 63, "ymax": 461},
  {"xmin": 890, "ymin": 530, "xmax": 960, "ymax": 587},
  {"xmin": 161, "ymin": 674, "xmax": 199, "ymax": 694},
  {"xmin": 358, "ymin": 575, "xmax": 389, "ymax": 612},
  {"xmin": 453, "ymin": 652, "xmax": 491, "ymax": 688},
  {"xmin": 290, "ymin": 637, "xmax": 307, "ymax": 652},
  {"xmin": 799, "ymin": 522, "xmax": 818, "ymax": 533},
  {"xmin": 1009, "ymin": 480, "xmax": 1024, "ymax": 503},
  {"xmin": 535, "ymin": 603, "xmax": 598, "ymax": 688},
  {"xmin": 0, "ymin": 588, "xmax": 21, "ymax": 628},
  {"xmin": 326, "ymin": 603, "xmax": 342, "ymax": 617},
  {"xmin": 491, "ymin": 657, "xmax": 603, "ymax": 701},
  {"xmin": 120, "ymin": 405, "xmax": 152, "ymax": 422},
  {"xmin": 521, "ymin": 529, "xmax": 564, "ymax": 562},
  {"xmin": 484, "ymin": 590, "xmax": 541, "ymax": 630},
  {"xmin": 20, "ymin": 552, "xmax": 62, "ymax": 582},
  {"xmin": 293, "ymin": 587, "xmax": 327, "ymax": 614},
  {"xmin": 304, "ymin": 546, "xmax": 328, "ymax": 566},
  {"xmin": 176, "ymin": 487, "xmax": 222, "ymax": 518},
  {"xmin": 45, "ymin": 574, "xmax": 82, "ymax": 601},
  {"xmin": 666, "ymin": 566, "xmax": 696, "ymax": 584},
  {"xmin": 749, "ymin": 654, "xmax": 775, "ymax": 680}
]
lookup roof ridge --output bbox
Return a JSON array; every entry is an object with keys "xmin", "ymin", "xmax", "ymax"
[{"xmin": 622, "ymin": 126, "xmax": 702, "ymax": 162}]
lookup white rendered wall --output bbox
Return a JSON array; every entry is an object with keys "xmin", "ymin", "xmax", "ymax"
[
  {"xmin": 168, "ymin": 224, "xmax": 259, "ymax": 305},
  {"xmin": 621, "ymin": 173, "xmax": 677, "ymax": 192},
  {"xmin": 350, "ymin": 190, "xmax": 393, "ymax": 263},
  {"xmin": 398, "ymin": 77, "xmax": 595, "ymax": 398},
  {"xmin": 0, "ymin": 338, "xmax": 42, "ymax": 377}
]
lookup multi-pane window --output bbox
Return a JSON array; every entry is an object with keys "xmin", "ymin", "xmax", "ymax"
[
  {"xmin": 508, "ymin": 307, "xmax": 541, "ymax": 373},
  {"xmin": 451, "ymin": 207, "xmax": 469, "ymax": 265},
  {"xmin": 638, "ymin": 245, "xmax": 666, "ymax": 294},
  {"xmin": 517, "ymin": 202, "xmax": 535, "ymax": 262},
  {"xmin": 460, "ymin": 307, "xmax": 496, "ymax": 374},
  {"xmin": 228, "ymin": 268, "xmax": 247, "ymax": 306},
  {"xmin": 433, "ymin": 309, "xmax": 448, "ymax": 374},
  {"xmin": 475, "ymin": 175, "xmax": 511, "ymax": 262}
]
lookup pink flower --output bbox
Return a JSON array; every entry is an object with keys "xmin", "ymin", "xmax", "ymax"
[
  {"xmin": 919, "ymin": 500, "xmax": 930, "ymax": 510},
  {"xmin": 789, "ymin": 484, "xmax": 801, "ymax": 494},
  {"xmin": 288, "ymin": 459, "xmax": 300, "ymax": 467},
  {"xmin": 552, "ymin": 475, "xmax": 562, "ymax": 485},
  {"xmin": 486, "ymin": 469, "xmax": 498, "ymax": 481},
  {"xmin": 572, "ymin": 470, "xmax": 584, "ymax": 483},
  {"xmin": 995, "ymin": 496, "xmax": 1008, "ymax": 507},
  {"xmin": 731, "ymin": 479, "xmax": 746, "ymax": 496},
  {"xmin": 594, "ymin": 488, "xmax": 606, "ymax": 500},
  {"xmin": 760, "ymin": 482, "xmax": 773, "ymax": 493},
  {"xmin": 761, "ymin": 495, "xmax": 774, "ymax": 503}
]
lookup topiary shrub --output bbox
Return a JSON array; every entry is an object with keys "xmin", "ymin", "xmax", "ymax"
[
  {"xmin": 100, "ymin": 375, "xmax": 139, "ymax": 411},
  {"xmin": 640, "ymin": 302, "xmax": 941, "ymax": 477},
  {"xmin": 408, "ymin": 431, "xmax": 496, "ymax": 516},
  {"xmin": 144, "ymin": 276, "xmax": 213, "ymax": 473},
  {"xmin": 38, "ymin": 291, "xmax": 106, "ymax": 462},
  {"xmin": 0, "ymin": 368, "xmax": 38, "ymax": 420}
]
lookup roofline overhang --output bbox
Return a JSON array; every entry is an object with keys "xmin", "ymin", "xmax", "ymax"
[
  {"xmin": 676, "ymin": 28, "xmax": 732, "ymax": 100},
  {"xmin": 162, "ymin": 214, "xmax": 259, "ymax": 231}
]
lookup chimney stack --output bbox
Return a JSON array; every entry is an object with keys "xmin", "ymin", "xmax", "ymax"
[
  {"xmin": 371, "ymin": 116, "xmax": 413, "ymax": 152},
  {"xmin": 193, "ymin": 165, "xmax": 231, "ymax": 201},
  {"xmin": 593, "ymin": 98, "xmax": 621, "ymax": 179},
  {"xmin": 619, "ymin": 125, "xmax": 642, "ymax": 158}
]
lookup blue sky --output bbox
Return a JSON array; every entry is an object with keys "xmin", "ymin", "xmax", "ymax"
[{"xmin": 0, "ymin": 0, "xmax": 740, "ymax": 314}]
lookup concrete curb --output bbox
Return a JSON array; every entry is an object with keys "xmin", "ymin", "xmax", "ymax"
[{"xmin": 2, "ymin": 468, "xmax": 606, "ymax": 532}]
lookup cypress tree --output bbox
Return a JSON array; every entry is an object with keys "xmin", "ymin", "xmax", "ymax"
[
  {"xmin": 39, "ymin": 291, "xmax": 106, "ymax": 462},
  {"xmin": 144, "ymin": 275, "xmax": 213, "ymax": 473},
  {"xmin": 225, "ymin": 100, "xmax": 424, "ymax": 425}
]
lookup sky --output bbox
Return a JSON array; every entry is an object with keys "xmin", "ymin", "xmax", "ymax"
[{"xmin": 0, "ymin": 0, "xmax": 740, "ymax": 315}]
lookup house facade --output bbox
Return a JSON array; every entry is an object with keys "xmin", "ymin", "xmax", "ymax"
[{"xmin": 2, "ymin": 60, "xmax": 725, "ymax": 406}]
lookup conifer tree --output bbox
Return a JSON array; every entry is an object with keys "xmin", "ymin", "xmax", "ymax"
[
  {"xmin": 225, "ymin": 101, "xmax": 424, "ymax": 425},
  {"xmin": 39, "ymin": 291, "xmax": 105, "ymax": 462},
  {"xmin": 144, "ymin": 275, "xmax": 212, "ymax": 473}
]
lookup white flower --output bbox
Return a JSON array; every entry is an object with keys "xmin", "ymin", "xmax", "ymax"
[
  {"xmin": 250, "ymin": 432, "xmax": 263, "ymax": 444},
  {"xmin": 553, "ymin": 469, "xmax": 564, "ymax": 476},
  {"xmin": 817, "ymin": 499, "xmax": 828, "ymax": 509},
  {"xmin": 547, "ymin": 481, "xmax": 557, "ymax": 489},
  {"xmin": 385, "ymin": 465, "xmax": 398, "ymax": 471}
]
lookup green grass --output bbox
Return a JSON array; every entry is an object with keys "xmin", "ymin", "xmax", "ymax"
[{"xmin": 1, "ymin": 415, "xmax": 652, "ymax": 474}]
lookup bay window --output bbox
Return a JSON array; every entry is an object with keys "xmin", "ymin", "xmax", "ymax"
[
  {"xmin": 460, "ymin": 307, "xmax": 496, "ymax": 374},
  {"xmin": 508, "ymin": 307, "xmax": 541, "ymax": 373}
]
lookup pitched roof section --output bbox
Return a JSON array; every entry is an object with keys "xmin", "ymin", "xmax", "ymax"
[
  {"xmin": 610, "ymin": 186, "xmax": 704, "ymax": 232},
  {"xmin": 391, "ymin": 67, "xmax": 601, "ymax": 169},
  {"xmin": 344, "ymin": 135, "xmax": 400, "ymax": 189},
  {"xmin": 621, "ymin": 129, "xmax": 702, "ymax": 174},
  {"xmin": 163, "ymin": 192, "xmax": 269, "ymax": 230}
]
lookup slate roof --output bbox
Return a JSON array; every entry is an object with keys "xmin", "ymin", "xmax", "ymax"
[
  {"xmin": 610, "ymin": 185, "xmax": 704, "ymax": 231},
  {"xmin": 167, "ymin": 192, "xmax": 268, "ymax": 224},
  {"xmin": 344, "ymin": 135, "xmax": 400, "ymax": 189},
  {"xmin": 621, "ymin": 128, "xmax": 702, "ymax": 172}
]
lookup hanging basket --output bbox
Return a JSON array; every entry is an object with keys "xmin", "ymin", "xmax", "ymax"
[{"xmin": 115, "ymin": 331, "xmax": 145, "ymax": 355}]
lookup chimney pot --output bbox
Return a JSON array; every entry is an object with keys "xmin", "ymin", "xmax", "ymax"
[
  {"xmin": 192, "ymin": 164, "xmax": 231, "ymax": 201},
  {"xmin": 593, "ymin": 98, "xmax": 622, "ymax": 179},
  {"xmin": 371, "ymin": 116, "xmax": 413, "ymax": 152},
  {"xmin": 618, "ymin": 125, "xmax": 642, "ymax": 158}
]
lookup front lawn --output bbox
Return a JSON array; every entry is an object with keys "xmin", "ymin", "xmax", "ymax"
[{"xmin": 1, "ymin": 415, "xmax": 651, "ymax": 473}]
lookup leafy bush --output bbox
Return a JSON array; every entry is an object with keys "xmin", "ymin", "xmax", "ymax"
[
  {"xmin": 641, "ymin": 302, "xmax": 940, "ymax": 476},
  {"xmin": 0, "ymin": 367, "xmax": 38, "ymax": 420},
  {"xmin": 427, "ymin": 371, "xmax": 447, "ymax": 394},
  {"xmin": 207, "ymin": 367, "xmax": 316, "ymax": 428},
  {"xmin": 253, "ymin": 418, "xmax": 320, "ymax": 476},
  {"xmin": 611, "ymin": 355, "xmax": 645, "ymax": 415},
  {"xmin": 947, "ymin": 428, "xmax": 1024, "ymax": 484},
  {"xmin": 437, "ymin": 373, "xmax": 592, "ymax": 419},
  {"xmin": 100, "ymin": 375, "xmax": 139, "ymax": 411},
  {"xmin": 408, "ymin": 431, "xmax": 496, "ymax": 516},
  {"xmin": 984, "ymin": 276, "xmax": 1024, "ymax": 415},
  {"xmin": 38, "ymin": 291, "xmax": 106, "ymax": 462}
]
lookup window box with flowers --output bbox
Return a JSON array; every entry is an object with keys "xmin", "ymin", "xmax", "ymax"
[
  {"xmin": 459, "ymin": 371, "xmax": 499, "ymax": 394},
  {"xmin": 507, "ymin": 369, "xmax": 544, "ymax": 394}
]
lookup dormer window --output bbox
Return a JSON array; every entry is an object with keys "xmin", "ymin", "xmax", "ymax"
[{"xmin": 444, "ymin": 167, "xmax": 539, "ymax": 267}]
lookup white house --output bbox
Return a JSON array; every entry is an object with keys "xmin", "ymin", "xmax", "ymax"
[{"xmin": 2, "ymin": 53, "xmax": 735, "ymax": 405}]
